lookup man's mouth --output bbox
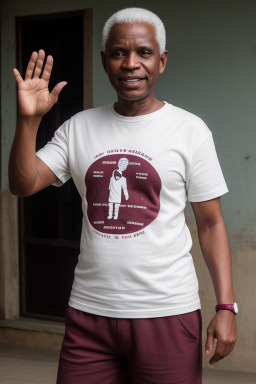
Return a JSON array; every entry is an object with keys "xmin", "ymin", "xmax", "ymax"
[
  {"xmin": 119, "ymin": 77, "xmax": 146, "ymax": 86},
  {"xmin": 123, "ymin": 78, "xmax": 143, "ymax": 82}
]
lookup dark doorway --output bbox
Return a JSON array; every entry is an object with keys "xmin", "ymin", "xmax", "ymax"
[{"xmin": 16, "ymin": 10, "xmax": 92, "ymax": 320}]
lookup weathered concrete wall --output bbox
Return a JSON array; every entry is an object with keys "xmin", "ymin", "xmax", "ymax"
[
  {"xmin": 0, "ymin": 328, "xmax": 63, "ymax": 350},
  {"xmin": 0, "ymin": 192, "xmax": 19, "ymax": 319}
]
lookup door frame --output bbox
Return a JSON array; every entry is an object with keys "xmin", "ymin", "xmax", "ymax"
[{"xmin": 16, "ymin": 9, "xmax": 92, "ymax": 320}]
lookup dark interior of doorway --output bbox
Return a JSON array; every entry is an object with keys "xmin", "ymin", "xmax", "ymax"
[{"xmin": 16, "ymin": 10, "xmax": 92, "ymax": 320}]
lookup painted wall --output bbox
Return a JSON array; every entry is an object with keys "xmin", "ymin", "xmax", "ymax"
[{"xmin": 1, "ymin": 0, "xmax": 256, "ymax": 373}]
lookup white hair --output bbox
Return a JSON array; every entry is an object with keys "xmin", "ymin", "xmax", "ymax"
[
  {"xmin": 102, "ymin": 8, "xmax": 166, "ymax": 54},
  {"xmin": 118, "ymin": 157, "xmax": 129, "ymax": 166}
]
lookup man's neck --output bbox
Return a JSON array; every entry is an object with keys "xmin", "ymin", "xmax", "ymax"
[{"xmin": 114, "ymin": 97, "xmax": 165, "ymax": 117}]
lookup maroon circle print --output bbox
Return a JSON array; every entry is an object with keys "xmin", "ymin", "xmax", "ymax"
[{"xmin": 85, "ymin": 154, "xmax": 161, "ymax": 234}]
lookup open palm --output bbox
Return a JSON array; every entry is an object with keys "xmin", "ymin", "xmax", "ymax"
[{"xmin": 14, "ymin": 50, "xmax": 67, "ymax": 118}]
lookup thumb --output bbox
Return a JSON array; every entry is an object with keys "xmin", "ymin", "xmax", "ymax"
[
  {"xmin": 205, "ymin": 326, "xmax": 214, "ymax": 356},
  {"xmin": 13, "ymin": 68, "xmax": 24, "ymax": 85},
  {"xmin": 50, "ymin": 81, "xmax": 67, "ymax": 103}
]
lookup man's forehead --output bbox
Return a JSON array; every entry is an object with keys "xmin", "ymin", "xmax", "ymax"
[
  {"xmin": 110, "ymin": 22, "xmax": 156, "ymax": 35},
  {"xmin": 106, "ymin": 22, "xmax": 158, "ymax": 47}
]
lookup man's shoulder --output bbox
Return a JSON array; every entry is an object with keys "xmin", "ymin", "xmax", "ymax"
[
  {"xmin": 56, "ymin": 104, "xmax": 113, "ymax": 138},
  {"xmin": 70, "ymin": 104, "xmax": 113, "ymax": 122},
  {"xmin": 165, "ymin": 104, "xmax": 212, "ymax": 147},
  {"xmin": 170, "ymin": 104, "xmax": 206, "ymax": 126}
]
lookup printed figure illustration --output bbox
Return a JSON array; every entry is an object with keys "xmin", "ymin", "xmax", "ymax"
[{"xmin": 108, "ymin": 158, "xmax": 129, "ymax": 220}]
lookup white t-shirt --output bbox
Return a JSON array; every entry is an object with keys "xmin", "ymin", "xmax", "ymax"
[{"xmin": 36, "ymin": 102, "xmax": 228, "ymax": 318}]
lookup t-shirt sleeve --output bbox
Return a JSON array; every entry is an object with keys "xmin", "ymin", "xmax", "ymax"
[
  {"xmin": 36, "ymin": 120, "xmax": 71, "ymax": 187},
  {"xmin": 186, "ymin": 133, "xmax": 228, "ymax": 202},
  {"xmin": 122, "ymin": 177, "xmax": 127, "ymax": 189}
]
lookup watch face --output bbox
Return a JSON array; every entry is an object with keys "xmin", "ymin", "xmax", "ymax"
[{"xmin": 234, "ymin": 302, "xmax": 238, "ymax": 314}]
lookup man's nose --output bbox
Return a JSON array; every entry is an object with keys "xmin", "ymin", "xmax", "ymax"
[{"xmin": 121, "ymin": 53, "xmax": 140, "ymax": 70}]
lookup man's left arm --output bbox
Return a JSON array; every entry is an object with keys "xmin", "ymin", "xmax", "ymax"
[{"xmin": 191, "ymin": 197, "xmax": 237, "ymax": 365}]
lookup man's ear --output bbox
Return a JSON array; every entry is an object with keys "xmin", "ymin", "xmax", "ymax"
[
  {"xmin": 101, "ymin": 51, "xmax": 107, "ymax": 73},
  {"xmin": 159, "ymin": 50, "xmax": 168, "ymax": 75}
]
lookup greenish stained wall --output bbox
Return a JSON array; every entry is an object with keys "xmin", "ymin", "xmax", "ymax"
[{"xmin": 1, "ymin": 0, "xmax": 256, "ymax": 247}]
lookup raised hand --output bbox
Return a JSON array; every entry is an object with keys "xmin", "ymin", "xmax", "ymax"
[{"xmin": 13, "ymin": 49, "xmax": 67, "ymax": 118}]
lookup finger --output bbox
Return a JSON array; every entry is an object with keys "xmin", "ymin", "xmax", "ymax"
[
  {"xmin": 205, "ymin": 327, "xmax": 214, "ymax": 357},
  {"xmin": 209, "ymin": 351, "xmax": 224, "ymax": 365},
  {"xmin": 209, "ymin": 343, "xmax": 226, "ymax": 365},
  {"xmin": 33, "ymin": 49, "xmax": 45, "ymax": 78},
  {"xmin": 13, "ymin": 68, "xmax": 24, "ymax": 85},
  {"xmin": 209, "ymin": 339, "xmax": 234, "ymax": 365},
  {"xmin": 41, "ymin": 55, "xmax": 54, "ymax": 83},
  {"xmin": 50, "ymin": 81, "xmax": 67, "ymax": 103},
  {"xmin": 25, "ymin": 51, "xmax": 38, "ymax": 80},
  {"xmin": 209, "ymin": 338, "xmax": 224, "ymax": 365}
]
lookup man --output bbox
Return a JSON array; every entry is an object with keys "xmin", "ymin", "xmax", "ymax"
[{"xmin": 9, "ymin": 7, "xmax": 237, "ymax": 384}]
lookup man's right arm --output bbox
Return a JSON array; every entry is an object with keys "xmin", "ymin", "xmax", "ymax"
[
  {"xmin": 8, "ymin": 49, "xmax": 67, "ymax": 196},
  {"xmin": 8, "ymin": 115, "xmax": 57, "ymax": 196}
]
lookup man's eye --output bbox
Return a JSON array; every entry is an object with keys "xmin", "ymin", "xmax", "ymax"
[
  {"xmin": 140, "ymin": 51, "xmax": 151, "ymax": 56},
  {"xmin": 113, "ymin": 52, "xmax": 125, "ymax": 57}
]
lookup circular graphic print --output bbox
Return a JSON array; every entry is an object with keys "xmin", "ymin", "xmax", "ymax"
[{"xmin": 85, "ymin": 154, "xmax": 161, "ymax": 234}]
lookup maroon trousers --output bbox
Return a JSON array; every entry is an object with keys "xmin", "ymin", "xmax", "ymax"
[{"xmin": 57, "ymin": 306, "xmax": 202, "ymax": 384}]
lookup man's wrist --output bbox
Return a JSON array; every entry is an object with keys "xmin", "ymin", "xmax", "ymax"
[
  {"xmin": 18, "ymin": 114, "xmax": 42, "ymax": 125},
  {"xmin": 17, "ymin": 115, "xmax": 42, "ymax": 136},
  {"xmin": 215, "ymin": 302, "xmax": 238, "ymax": 315}
]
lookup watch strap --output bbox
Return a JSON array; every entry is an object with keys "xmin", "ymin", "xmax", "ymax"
[{"xmin": 215, "ymin": 303, "xmax": 238, "ymax": 315}]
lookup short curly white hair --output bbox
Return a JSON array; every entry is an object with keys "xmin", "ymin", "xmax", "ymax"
[
  {"xmin": 102, "ymin": 8, "xmax": 166, "ymax": 54},
  {"xmin": 118, "ymin": 157, "xmax": 129, "ymax": 169}
]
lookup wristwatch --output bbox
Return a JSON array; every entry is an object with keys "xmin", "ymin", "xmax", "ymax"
[{"xmin": 215, "ymin": 302, "xmax": 238, "ymax": 315}]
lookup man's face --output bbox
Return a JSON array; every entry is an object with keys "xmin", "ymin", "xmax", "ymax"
[
  {"xmin": 118, "ymin": 162, "xmax": 128, "ymax": 172},
  {"xmin": 101, "ymin": 22, "xmax": 168, "ymax": 104}
]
